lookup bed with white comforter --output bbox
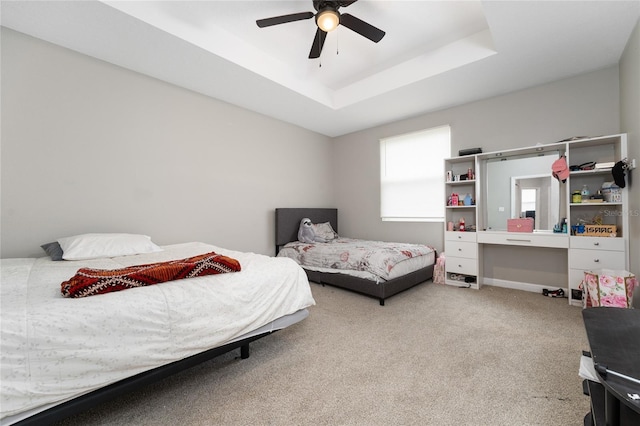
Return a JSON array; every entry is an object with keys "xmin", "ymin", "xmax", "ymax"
[{"xmin": 0, "ymin": 242, "xmax": 315, "ymax": 424}]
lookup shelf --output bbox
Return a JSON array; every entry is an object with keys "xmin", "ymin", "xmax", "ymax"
[
  {"xmin": 446, "ymin": 205, "xmax": 476, "ymax": 209},
  {"xmin": 446, "ymin": 179, "xmax": 476, "ymax": 184},
  {"xmin": 570, "ymin": 168, "xmax": 612, "ymax": 176},
  {"xmin": 570, "ymin": 202, "xmax": 622, "ymax": 207}
]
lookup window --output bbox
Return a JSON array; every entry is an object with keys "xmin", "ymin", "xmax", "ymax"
[{"xmin": 380, "ymin": 125, "xmax": 450, "ymax": 222}]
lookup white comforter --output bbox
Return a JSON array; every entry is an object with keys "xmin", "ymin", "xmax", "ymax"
[{"xmin": 0, "ymin": 242, "xmax": 315, "ymax": 421}]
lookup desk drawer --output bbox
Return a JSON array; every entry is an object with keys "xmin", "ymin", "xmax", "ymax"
[
  {"xmin": 445, "ymin": 256, "xmax": 477, "ymax": 275},
  {"xmin": 570, "ymin": 236, "xmax": 625, "ymax": 251},
  {"xmin": 569, "ymin": 249, "xmax": 626, "ymax": 270},
  {"xmin": 445, "ymin": 231, "xmax": 476, "ymax": 243},
  {"xmin": 478, "ymin": 232, "xmax": 568, "ymax": 248},
  {"xmin": 445, "ymin": 241, "xmax": 477, "ymax": 259}
]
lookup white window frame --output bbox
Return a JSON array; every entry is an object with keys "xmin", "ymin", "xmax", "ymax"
[{"xmin": 380, "ymin": 125, "xmax": 451, "ymax": 222}]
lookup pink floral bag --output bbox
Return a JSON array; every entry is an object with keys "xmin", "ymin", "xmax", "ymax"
[
  {"xmin": 433, "ymin": 254, "xmax": 446, "ymax": 285},
  {"xmin": 582, "ymin": 269, "xmax": 638, "ymax": 308}
]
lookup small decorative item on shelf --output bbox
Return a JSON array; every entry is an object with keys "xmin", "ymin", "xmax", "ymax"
[
  {"xmin": 572, "ymin": 190, "xmax": 582, "ymax": 203},
  {"xmin": 464, "ymin": 193, "xmax": 473, "ymax": 206},
  {"xmin": 581, "ymin": 184, "xmax": 590, "ymax": 197},
  {"xmin": 467, "ymin": 168, "xmax": 474, "ymax": 180},
  {"xmin": 459, "ymin": 217, "xmax": 465, "ymax": 232},
  {"xmin": 581, "ymin": 225, "xmax": 617, "ymax": 237},
  {"xmin": 447, "ymin": 221, "xmax": 454, "ymax": 231},
  {"xmin": 571, "ymin": 215, "xmax": 617, "ymax": 237},
  {"xmin": 446, "ymin": 170, "xmax": 453, "ymax": 182},
  {"xmin": 571, "ymin": 224, "xmax": 586, "ymax": 235},
  {"xmin": 450, "ymin": 193, "xmax": 459, "ymax": 206}
]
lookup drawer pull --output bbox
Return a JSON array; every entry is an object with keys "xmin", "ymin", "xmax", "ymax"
[
  {"xmin": 594, "ymin": 259, "xmax": 600, "ymax": 263},
  {"xmin": 593, "ymin": 242, "xmax": 600, "ymax": 246},
  {"xmin": 506, "ymin": 238, "xmax": 531, "ymax": 243},
  {"xmin": 458, "ymin": 248, "xmax": 462, "ymax": 251}
]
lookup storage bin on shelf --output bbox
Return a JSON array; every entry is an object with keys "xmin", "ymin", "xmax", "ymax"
[{"xmin": 601, "ymin": 183, "xmax": 622, "ymax": 203}]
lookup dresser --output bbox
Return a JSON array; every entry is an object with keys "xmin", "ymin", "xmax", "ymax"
[{"xmin": 444, "ymin": 231, "xmax": 478, "ymax": 288}]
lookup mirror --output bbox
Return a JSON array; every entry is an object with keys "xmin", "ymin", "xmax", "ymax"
[{"xmin": 485, "ymin": 152, "xmax": 561, "ymax": 231}]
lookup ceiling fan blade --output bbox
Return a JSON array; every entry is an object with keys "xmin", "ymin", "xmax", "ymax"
[
  {"xmin": 338, "ymin": 0, "xmax": 358, "ymax": 7},
  {"xmin": 308, "ymin": 28, "xmax": 328, "ymax": 59},
  {"xmin": 339, "ymin": 13, "xmax": 385, "ymax": 42},
  {"xmin": 256, "ymin": 12, "xmax": 314, "ymax": 28}
]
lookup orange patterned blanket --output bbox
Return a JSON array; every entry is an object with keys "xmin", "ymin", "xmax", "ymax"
[{"xmin": 61, "ymin": 252, "xmax": 241, "ymax": 298}]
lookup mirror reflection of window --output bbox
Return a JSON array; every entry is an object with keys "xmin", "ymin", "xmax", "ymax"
[
  {"xmin": 521, "ymin": 188, "xmax": 537, "ymax": 215},
  {"xmin": 521, "ymin": 188, "xmax": 538, "ymax": 229}
]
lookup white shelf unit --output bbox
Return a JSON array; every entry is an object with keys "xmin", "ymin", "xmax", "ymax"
[
  {"xmin": 443, "ymin": 156, "xmax": 480, "ymax": 288},
  {"xmin": 566, "ymin": 134, "xmax": 629, "ymax": 306}
]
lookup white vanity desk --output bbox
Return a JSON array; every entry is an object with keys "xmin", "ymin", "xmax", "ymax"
[
  {"xmin": 477, "ymin": 230, "xmax": 569, "ymax": 249},
  {"xmin": 444, "ymin": 134, "xmax": 629, "ymax": 306}
]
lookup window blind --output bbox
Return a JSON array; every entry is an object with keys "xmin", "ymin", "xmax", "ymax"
[{"xmin": 380, "ymin": 125, "xmax": 450, "ymax": 222}]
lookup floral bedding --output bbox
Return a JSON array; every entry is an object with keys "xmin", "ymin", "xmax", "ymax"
[{"xmin": 277, "ymin": 238, "xmax": 435, "ymax": 281}]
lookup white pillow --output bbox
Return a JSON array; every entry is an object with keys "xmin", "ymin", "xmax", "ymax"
[
  {"xmin": 313, "ymin": 222, "xmax": 338, "ymax": 241},
  {"xmin": 58, "ymin": 233, "xmax": 163, "ymax": 260}
]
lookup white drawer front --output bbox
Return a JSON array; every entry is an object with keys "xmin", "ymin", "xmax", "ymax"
[
  {"xmin": 477, "ymin": 231, "xmax": 568, "ymax": 248},
  {"xmin": 445, "ymin": 231, "xmax": 477, "ymax": 243},
  {"xmin": 445, "ymin": 256, "xmax": 477, "ymax": 275},
  {"xmin": 445, "ymin": 241, "xmax": 477, "ymax": 259},
  {"xmin": 569, "ymin": 249, "xmax": 626, "ymax": 270},
  {"xmin": 570, "ymin": 236, "xmax": 625, "ymax": 251}
]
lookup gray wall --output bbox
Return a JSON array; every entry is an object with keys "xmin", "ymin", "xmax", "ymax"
[
  {"xmin": 1, "ymin": 28, "xmax": 334, "ymax": 258},
  {"xmin": 332, "ymin": 66, "xmax": 621, "ymax": 285},
  {"xmin": 620, "ymin": 18, "xmax": 639, "ymax": 278},
  {"xmin": 2, "ymin": 23, "xmax": 636, "ymax": 284}
]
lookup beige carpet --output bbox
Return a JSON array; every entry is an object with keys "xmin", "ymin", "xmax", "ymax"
[{"xmin": 57, "ymin": 281, "xmax": 590, "ymax": 425}]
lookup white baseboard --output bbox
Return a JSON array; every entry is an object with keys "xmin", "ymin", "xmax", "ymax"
[{"xmin": 482, "ymin": 277, "xmax": 567, "ymax": 294}]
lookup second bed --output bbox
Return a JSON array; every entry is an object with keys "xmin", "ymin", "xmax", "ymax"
[{"xmin": 275, "ymin": 208, "xmax": 436, "ymax": 305}]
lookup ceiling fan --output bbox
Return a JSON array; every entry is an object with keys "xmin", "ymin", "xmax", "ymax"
[{"xmin": 256, "ymin": 0, "xmax": 385, "ymax": 59}]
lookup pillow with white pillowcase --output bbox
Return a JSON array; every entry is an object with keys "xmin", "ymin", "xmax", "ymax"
[
  {"xmin": 313, "ymin": 222, "xmax": 338, "ymax": 241},
  {"xmin": 57, "ymin": 233, "xmax": 163, "ymax": 260}
]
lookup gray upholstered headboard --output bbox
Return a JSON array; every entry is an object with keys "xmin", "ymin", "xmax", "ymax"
[{"xmin": 275, "ymin": 208, "xmax": 338, "ymax": 253}]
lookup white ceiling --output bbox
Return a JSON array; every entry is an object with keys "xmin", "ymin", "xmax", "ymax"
[{"xmin": 2, "ymin": 1, "xmax": 639, "ymax": 137}]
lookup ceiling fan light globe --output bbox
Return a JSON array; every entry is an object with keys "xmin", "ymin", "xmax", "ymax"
[{"xmin": 316, "ymin": 9, "xmax": 339, "ymax": 32}]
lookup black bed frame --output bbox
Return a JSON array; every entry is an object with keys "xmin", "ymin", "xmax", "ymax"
[
  {"xmin": 12, "ymin": 332, "xmax": 274, "ymax": 425},
  {"xmin": 275, "ymin": 208, "xmax": 434, "ymax": 306}
]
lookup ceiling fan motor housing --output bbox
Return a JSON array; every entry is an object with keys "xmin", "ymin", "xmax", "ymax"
[{"xmin": 313, "ymin": 1, "xmax": 341, "ymax": 13}]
